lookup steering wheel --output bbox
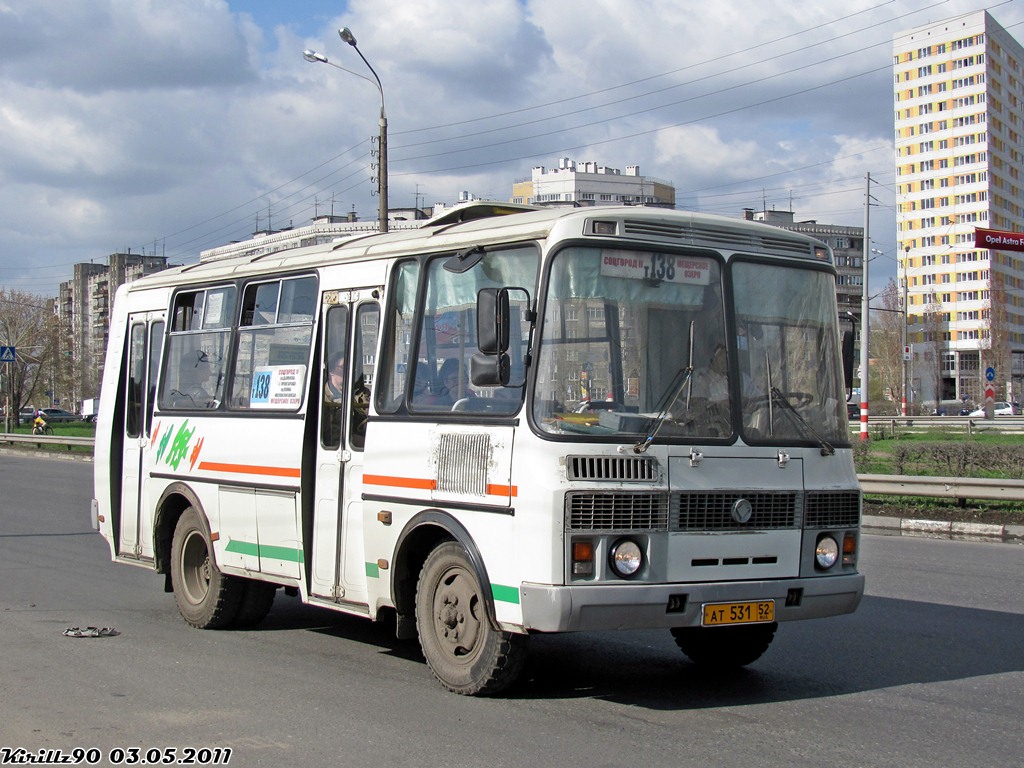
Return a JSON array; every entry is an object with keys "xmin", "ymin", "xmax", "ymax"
[{"xmin": 747, "ymin": 391, "xmax": 814, "ymax": 409}]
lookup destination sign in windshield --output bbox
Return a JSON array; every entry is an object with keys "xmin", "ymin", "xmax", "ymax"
[{"xmin": 600, "ymin": 251, "xmax": 712, "ymax": 285}]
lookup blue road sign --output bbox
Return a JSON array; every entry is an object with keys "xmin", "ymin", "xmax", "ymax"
[
  {"xmin": 0, "ymin": 346, "xmax": 15, "ymax": 363},
  {"xmin": 986, "ymin": 366, "xmax": 996, "ymax": 382}
]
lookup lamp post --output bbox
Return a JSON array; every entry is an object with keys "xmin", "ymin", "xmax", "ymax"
[
  {"xmin": 303, "ymin": 26, "xmax": 388, "ymax": 233},
  {"xmin": 902, "ymin": 246, "xmax": 910, "ymax": 417}
]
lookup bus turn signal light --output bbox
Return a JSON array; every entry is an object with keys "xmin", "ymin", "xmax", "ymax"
[
  {"xmin": 572, "ymin": 540, "xmax": 594, "ymax": 576},
  {"xmin": 843, "ymin": 533, "xmax": 857, "ymax": 565}
]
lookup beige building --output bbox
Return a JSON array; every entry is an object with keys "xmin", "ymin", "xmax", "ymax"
[
  {"xmin": 894, "ymin": 10, "xmax": 1024, "ymax": 404},
  {"xmin": 511, "ymin": 158, "xmax": 675, "ymax": 208}
]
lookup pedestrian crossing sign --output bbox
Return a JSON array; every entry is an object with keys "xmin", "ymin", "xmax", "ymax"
[{"xmin": 0, "ymin": 346, "xmax": 15, "ymax": 363}]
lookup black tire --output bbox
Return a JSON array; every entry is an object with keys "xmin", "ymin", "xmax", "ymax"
[
  {"xmin": 170, "ymin": 507, "xmax": 243, "ymax": 629},
  {"xmin": 233, "ymin": 580, "xmax": 277, "ymax": 627},
  {"xmin": 415, "ymin": 542, "xmax": 527, "ymax": 696},
  {"xmin": 671, "ymin": 622, "xmax": 777, "ymax": 669}
]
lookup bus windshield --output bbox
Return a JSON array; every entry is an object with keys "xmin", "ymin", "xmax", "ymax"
[{"xmin": 533, "ymin": 246, "xmax": 848, "ymax": 447}]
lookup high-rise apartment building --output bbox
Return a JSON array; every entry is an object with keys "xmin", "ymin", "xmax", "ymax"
[{"xmin": 894, "ymin": 10, "xmax": 1024, "ymax": 405}]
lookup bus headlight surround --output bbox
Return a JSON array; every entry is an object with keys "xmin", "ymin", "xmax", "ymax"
[
  {"xmin": 609, "ymin": 538, "xmax": 643, "ymax": 578},
  {"xmin": 815, "ymin": 534, "xmax": 840, "ymax": 570}
]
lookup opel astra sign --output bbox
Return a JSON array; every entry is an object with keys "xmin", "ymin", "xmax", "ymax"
[{"xmin": 975, "ymin": 227, "xmax": 1024, "ymax": 252}]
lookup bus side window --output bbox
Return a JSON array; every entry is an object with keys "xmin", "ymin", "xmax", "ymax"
[
  {"xmin": 350, "ymin": 303, "xmax": 379, "ymax": 449},
  {"xmin": 321, "ymin": 305, "xmax": 348, "ymax": 449},
  {"xmin": 377, "ymin": 260, "xmax": 419, "ymax": 414},
  {"xmin": 146, "ymin": 321, "xmax": 164, "ymax": 433},
  {"xmin": 230, "ymin": 276, "xmax": 316, "ymax": 412},
  {"xmin": 126, "ymin": 323, "xmax": 146, "ymax": 438}
]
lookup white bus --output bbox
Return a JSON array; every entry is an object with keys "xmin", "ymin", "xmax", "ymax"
[{"xmin": 93, "ymin": 203, "xmax": 864, "ymax": 695}]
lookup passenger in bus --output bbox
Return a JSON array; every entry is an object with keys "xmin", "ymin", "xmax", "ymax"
[
  {"xmin": 323, "ymin": 351, "xmax": 370, "ymax": 443},
  {"xmin": 691, "ymin": 343, "xmax": 730, "ymax": 403},
  {"xmin": 436, "ymin": 358, "xmax": 475, "ymax": 406},
  {"xmin": 682, "ymin": 342, "xmax": 732, "ymax": 436},
  {"xmin": 324, "ymin": 351, "xmax": 346, "ymax": 404}
]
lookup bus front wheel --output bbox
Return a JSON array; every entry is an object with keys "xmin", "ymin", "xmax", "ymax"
[
  {"xmin": 415, "ymin": 542, "xmax": 527, "ymax": 695},
  {"xmin": 170, "ymin": 507, "xmax": 242, "ymax": 629},
  {"xmin": 671, "ymin": 622, "xmax": 777, "ymax": 669}
]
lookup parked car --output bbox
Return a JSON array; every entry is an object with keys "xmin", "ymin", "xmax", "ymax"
[
  {"xmin": 967, "ymin": 401, "xmax": 1017, "ymax": 417},
  {"xmin": 847, "ymin": 401, "xmax": 859, "ymax": 420},
  {"xmin": 38, "ymin": 407, "xmax": 78, "ymax": 423},
  {"xmin": 19, "ymin": 407, "xmax": 35, "ymax": 424}
]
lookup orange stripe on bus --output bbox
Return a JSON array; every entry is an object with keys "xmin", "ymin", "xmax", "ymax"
[
  {"xmin": 364, "ymin": 474, "xmax": 436, "ymax": 491},
  {"xmin": 486, "ymin": 484, "xmax": 518, "ymax": 498},
  {"xmin": 198, "ymin": 461, "xmax": 301, "ymax": 478}
]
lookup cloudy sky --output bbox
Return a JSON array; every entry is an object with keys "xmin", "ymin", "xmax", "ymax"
[{"xmin": 2, "ymin": 0, "xmax": 1023, "ymax": 298}]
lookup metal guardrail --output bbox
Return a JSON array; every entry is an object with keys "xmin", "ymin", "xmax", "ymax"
[
  {"xmin": 0, "ymin": 433, "xmax": 95, "ymax": 450},
  {"xmin": 858, "ymin": 473, "xmax": 1024, "ymax": 503},
  {"xmin": 3, "ymin": 434, "xmax": 1021, "ymax": 504},
  {"xmin": 853, "ymin": 416, "xmax": 1024, "ymax": 438}
]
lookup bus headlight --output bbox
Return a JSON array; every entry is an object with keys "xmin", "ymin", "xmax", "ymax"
[
  {"xmin": 609, "ymin": 538, "xmax": 643, "ymax": 578},
  {"xmin": 815, "ymin": 535, "xmax": 840, "ymax": 570}
]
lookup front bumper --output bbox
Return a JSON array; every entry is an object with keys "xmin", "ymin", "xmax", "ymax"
[{"xmin": 519, "ymin": 573, "xmax": 864, "ymax": 632}]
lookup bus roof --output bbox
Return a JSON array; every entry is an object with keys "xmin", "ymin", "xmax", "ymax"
[{"xmin": 126, "ymin": 205, "xmax": 831, "ymax": 294}]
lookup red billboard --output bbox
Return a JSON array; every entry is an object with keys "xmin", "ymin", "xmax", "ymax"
[{"xmin": 974, "ymin": 227, "xmax": 1024, "ymax": 252}]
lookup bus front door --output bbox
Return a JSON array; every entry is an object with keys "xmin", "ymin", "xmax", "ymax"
[{"xmin": 310, "ymin": 292, "xmax": 379, "ymax": 605}]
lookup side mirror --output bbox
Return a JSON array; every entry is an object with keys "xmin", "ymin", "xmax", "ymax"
[
  {"xmin": 477, "ymin": 288, "xmax": 510, "ymax": 355},
  {"xmin": 470, "ymin": 352, "xmax": 510, "ymax": 387}
]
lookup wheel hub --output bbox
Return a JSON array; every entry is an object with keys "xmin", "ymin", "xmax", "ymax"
[{"xmin": 434, "ymin": 570, "xmax": 480, "ymax": 655}]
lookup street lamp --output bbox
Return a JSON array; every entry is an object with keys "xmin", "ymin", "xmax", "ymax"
[
  {"xmin": 304, "ymin": 27, "xmax": 388, "ymax": 234},
  {"xmin": 902, "ymin": 246, "xmax": 910, "ymax": 416}
]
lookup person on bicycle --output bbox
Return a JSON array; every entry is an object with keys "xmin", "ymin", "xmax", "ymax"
[{"xmin": 33, "ymin": 410, "xmax": 49, "ymax": 434}]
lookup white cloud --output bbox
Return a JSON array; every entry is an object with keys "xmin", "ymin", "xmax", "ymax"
[{"xmin": 1, "ymin": 0, "xmax": 1022, "ymax": 294}]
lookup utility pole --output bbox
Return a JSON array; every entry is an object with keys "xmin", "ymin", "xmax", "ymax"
[{"xmin": 859, "ymin": 173, "xmax": 871, "ymax": 442}]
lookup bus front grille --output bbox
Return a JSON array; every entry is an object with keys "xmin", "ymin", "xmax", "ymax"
[
  {"xmin": 675, "ymin": 492, "xmax": 798, "ymax": 531},
  {"xmin": 566, "ymin": 492, "xmax": 670, "ymax": 531},
  {"xmin": 803, "ymin": 491, "xmax": 861, "ymax": 528},
  {"xmin": 565, "ymin": 491, "xmax": 798, "ymax": 531}
]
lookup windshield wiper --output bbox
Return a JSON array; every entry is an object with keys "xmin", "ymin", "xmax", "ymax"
[
  {"xmin": 768, "ymin": 386, "xmax": 835, "ymax": 456},
  {"xmin": 633, "ymin": 366, "xmax": 694, "ymax": 454}
]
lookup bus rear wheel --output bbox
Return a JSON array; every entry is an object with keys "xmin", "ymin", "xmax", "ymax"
[
  {"xmin": 170, "ymin": 507, "xmax": 242, "ymax": 629},
  {"xmin": 671, "ymin": 622, "xmax": 777, "ymax": 669},
  {"xmin": 415, "ymin": 542, "xmax": 527, "ymax": 696},
  {"xmin": 233, "ymin": 580, "xmax": 277, "ymax": 627}
]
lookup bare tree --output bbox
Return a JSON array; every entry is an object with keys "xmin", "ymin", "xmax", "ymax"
[
  {"xmin": 869, "ymin": 278, "xmax": 905, "ymax": 407},
  {"xmin": 0, "ymin": 289, "xmax": 58, "ymax": 429},
  {"xmin": 986, "ymin": 269, "xmax": 1011, "ymax": 400},
  {"xmin": 920, "ymin": 299, "xmax": 947, "ymax": 411}
]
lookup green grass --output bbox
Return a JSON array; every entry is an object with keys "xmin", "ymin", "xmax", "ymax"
[{"xmin": 1, "ymin": 419, "xmax": 96, "ymax": 455}]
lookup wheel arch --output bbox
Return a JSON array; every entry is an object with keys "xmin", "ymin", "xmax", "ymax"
[
  {"xmin": 390, "ymin": 510, "xmax": 496, "ymax": 640},
  {"xmin": 154, "ymin": 483, "xmax": 211, "ymax": 580}
]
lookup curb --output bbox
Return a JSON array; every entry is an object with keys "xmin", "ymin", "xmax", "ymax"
[
  {"xmin": 0, "ymin": 446, "xmax": 94, "ymax": 463},
  {"xmin": 864, "ymin": 514, "xmax": 1024, "ymax": 543}
]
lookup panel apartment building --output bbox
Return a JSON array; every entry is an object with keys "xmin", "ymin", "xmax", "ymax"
[
  {"xmin": 894, "ymin": 10, "xmax": 1024, "ymax": 405},
  {"xmin": 59, "ymin": 252, "xmax": 173, "ymax": 406}
]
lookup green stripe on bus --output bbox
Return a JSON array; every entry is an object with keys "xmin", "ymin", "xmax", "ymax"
[
  {"xmin": 225, "ymin": 540, "xmax": 304, "ymax": 563},
  {"xmin": 491, "ymin": 584, "xmax": 520, "ymax": 604},
  {"xmin": 365, "ymin": 562, "xmax": 380, "ymax": 578}
]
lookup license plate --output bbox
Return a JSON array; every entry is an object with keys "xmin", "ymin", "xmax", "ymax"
[{"xmin": 701, "ymin": 600, "xmax": 775, "ymax": 626}]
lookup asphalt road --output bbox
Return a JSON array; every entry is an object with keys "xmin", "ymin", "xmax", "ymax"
[{"xmin": 1, "ymin": 451, "xmax": 1022, "ymax": 767}]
